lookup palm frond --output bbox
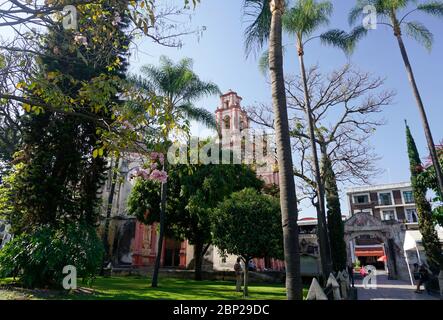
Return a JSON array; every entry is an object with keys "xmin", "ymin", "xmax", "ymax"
[
  {"xmin": 283, "ymin": 0, "xmax": 333, "ymax": 39},
  {"xmin": 381, "ymin": 0, "xmax": 411, "ymax": 12},
  {"xmin": 404, "ymin": 21, "xmax": 434, "ymax": 51},
  {"xmin": 349, "ymin": 0, "xmax": 397, "ymax": 26},
  {"xmin": 135, "ymin": 56, "xmax": 220, "ymax": 128},
  {"xmin": 258, "ymin": 50, "xmax": 269, "ymax": 76},
  {"xmin": 320, "ymin": 26, "xmax": 368, "ymax": 55},
  {"xmin": 243, "ymin": 0, "xmax": 272, "ymax": 58},
  {"xmin": 181, "ymin": 80, "xmax": 221, "ymax": 103},
  {"xmin": 257, "ymin": 45, "xmax": 288, "ymax": 76},
  {"xmin": 417, "ymin": 1, "xmax": 443, "ymax": 17},
  {"xmin": 140, "ymin": 64, "xmax": 166, "ymax": 93},
  {"xmin": 126, "ymin": 74, "xmax": 154, "ymax": 92},
  {"xmin": 180, "ymin": 103, "xmax": 217, "ymax": 129},
  {"xmin": 349, "ymin": 1, "xmax": 369, "ymax": 26},
  {"xmin": 320, "ymin": 29, "xmax": 351, "ymax": 54},
  {"xmin": 347, "ymin": 26, "xmax": 369, "ymax": 51}
]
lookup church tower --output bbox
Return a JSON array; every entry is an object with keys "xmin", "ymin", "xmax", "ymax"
[
  {"xmin": 215, "ymin": 90, "xmax": 279, "ymax": 185},
  {"xmin": 215, "ymin": 90, "xmax": 249, "ymax": 148}
]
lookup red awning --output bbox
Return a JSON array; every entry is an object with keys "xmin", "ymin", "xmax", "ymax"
[{"xmin": 355, "ymin": 248, "xmax": 384, "ymax": 257}]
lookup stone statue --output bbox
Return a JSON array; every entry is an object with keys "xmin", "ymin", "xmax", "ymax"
[{"xmin": 337, "ymin": 270, "xmax": 350, "ymax": 299}]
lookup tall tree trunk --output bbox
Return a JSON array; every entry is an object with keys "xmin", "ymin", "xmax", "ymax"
[
  {"xmin": 320, "ymin": 145, "xmax": 347, "ymax": 272},
  {"xmin": 151, "ymin": 180, "xmax": 167, "ymax": 287},
  {"xmin": 298, "ymin": 50, "xmax": 332, "ymax": 280},
  {"xmin": 243, "ymin": 256, "xmax": 250, "ymax": 297},
  {"xmin": 395, "ymin": 32, "xmax": 443, "ymax": 199},
  {"xmin": 268, "ymin": 0, "xmax": 302, "ymax": 300},
  {"xmin": 194, "ymin": 240, "xmax": 204, "ymax": 281},
  {"xmin": 102, "ymin": 156, "xmax": 120, "ymax": 267}
]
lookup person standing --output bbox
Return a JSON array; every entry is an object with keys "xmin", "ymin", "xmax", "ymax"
[
  {"xmin": 347, "ymin": 264, "xmax": 355, "ymax": 288},
  {"xmin": 234, "ymin": 257, "xmax": 243, "ymax": 292},
  {"xmin": 248, "ymin": 259, "xmax": 257, "ymax": 272}
]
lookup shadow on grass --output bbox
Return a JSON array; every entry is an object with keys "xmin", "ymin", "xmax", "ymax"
[
  {"xmin": 70, "ymin": 277, "xmax": 287, "ymax": 300},
  {"xmin": 1, "ymin": 276, "xmax": 297, "ymax": 300}
]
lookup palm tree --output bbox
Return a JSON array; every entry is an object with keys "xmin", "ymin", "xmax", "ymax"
[
  {"xmin": 349, "ymin": 0, "xmax": 443, "ymax": 198},
  {"xmin": 281, "ymin": 0, "xmax": 335, "ymax": 281},
  {"xmin": 251, "ymin": 0, "xmax": 360, "ymax": 282},
  {"xmin": 243, "ymin": 0, "xmax": 303, "ymax": 300},
  {"xmin": 129, "ymin": 56, "xmax": 220, "ymax": 287}
]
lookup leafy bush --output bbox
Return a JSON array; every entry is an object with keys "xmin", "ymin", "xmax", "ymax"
[
  {"xmin": 211, "ymin": 188, "xmax": 283, "ymax": 260},
  {"xmin": 0, "ymin": 223, "xmax": 103, "ymax": 288}
]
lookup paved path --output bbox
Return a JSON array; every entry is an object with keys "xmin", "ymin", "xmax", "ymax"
[{"xmin": 355, "ymin": 271, "xmax": 440, "ymax": 300}]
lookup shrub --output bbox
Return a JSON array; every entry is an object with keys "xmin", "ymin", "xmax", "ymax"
[{"xmin": 0, "ymin": 222, "xmax": 103, "ymax": 288}]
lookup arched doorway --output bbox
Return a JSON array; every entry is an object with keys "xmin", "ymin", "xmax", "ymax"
[
  {"xmin": 345, "ymin": 231, "xmax": 394, "ymax": 277},
  {"xmin": 353, "ymin": 234, "xmax": 387, "ymax": 270},
  {"xmin": 343, "ymin": 212, "xmax": 402, "ymax": 280}
]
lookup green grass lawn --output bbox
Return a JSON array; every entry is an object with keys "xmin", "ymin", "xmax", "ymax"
[{"xmin": 1, "ymin": 277, "xmax": 306, "ymax": 300}]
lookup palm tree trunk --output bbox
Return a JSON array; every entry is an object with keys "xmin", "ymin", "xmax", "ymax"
[
  {"xmin": 298, "ymin": 51, "xmax": 332, "ymax": 281},
  {"xmin": 395, "ymin": 34, "xmax": 443, "ymax": 198},
  {"xmin": 151, "ymin": 180, "xmax": 167, "ymax": 288},
  {"xmin": 268, "ymin": 0, "xmax": 302, "ymax": 300}
]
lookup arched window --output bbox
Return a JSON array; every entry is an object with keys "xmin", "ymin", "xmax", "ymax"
[
  {"xmin": 240, "ymin": 119, "xmax": 245, "ymax": 131},
  {"xmin": 224, "ymin": 116, "xmax": 231, "ymax": 129}
]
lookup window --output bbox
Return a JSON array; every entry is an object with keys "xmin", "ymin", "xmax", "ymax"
[
  {"xmin": 403, "ymin": 191, "xmax": 414, "ymax": 204},
  {"xmin": 223, "ymin": 116, "xmax": 231, "ymax": 129},
  {"xmin": 406, "ymin": 208, "xmax": 418, "ymax": 223},
  {"xmin": 382, "ymin": 210, "xmax": 396, "ymax": 221},
  {"xmin": 353, "ymin": 209, "xmax": 373, "ymax": 215},
  {"xmin": 240, "ymin": 118, "xmax": 245, "ymax": 130},
  {"xmin": 354, "ymin": 194, "xmax": 369, "ymax": 204},
  {"xmin": 379, "ymin": 193, "xmax": 392, "ymax": 206}
]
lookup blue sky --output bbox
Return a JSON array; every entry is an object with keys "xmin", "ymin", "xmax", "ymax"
[
  {"xmin": 2, "ymin": 1, "xmax": 442, "ymax": 217},
  {"xmin": 127, "ymin": 0, "xmax": 443, "ymax": 217}
]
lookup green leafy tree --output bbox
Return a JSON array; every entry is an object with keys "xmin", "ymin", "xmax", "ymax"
[
  {"xmin": 0, "ymin": 223, "xmax": 103, "ymax": 289},
  {"xmin": 0, "ymin": 0, "xmax": 132, "ymax": 287},
  {"xmin": 405, "ymin": 122, "xmax": 443, "ymax": 273},
  {"xmin": 128, "ymin": 152, "xmax": 264, "ymax": 281},
  {"xmin": 211, "ymin": 188, "xmax": 283, "ymax": 297},
  {"xmin": 243, "ymin": 0, "xmax": 302, "ymax": 300},
  {"xmin": 417, "ymin": 146, "xmax": 443, "ymax": 226},
  {"xmin": 349, "ymin": 0, "xmax": 443, "ymax": 199},
  {"xmin": 3, "ymin": 0, "xmax": 131, "ymax": 234},
  {"xmin": 321, "ymin": 152, "xmax": 346, "ymax": 272}
]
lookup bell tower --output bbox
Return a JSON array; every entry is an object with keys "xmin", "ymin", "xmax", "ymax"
[
  {"xmin": 215, "ymin": 90, "xmax": 249, "ymax": 139},
  {"xmin": 214, "ymin": 90, "xmax": 279, "ymax": 185}
]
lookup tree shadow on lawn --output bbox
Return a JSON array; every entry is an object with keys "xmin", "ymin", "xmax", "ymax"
[
  {"xmin": 71, "ymin": 277, "xmax": 287, "ymax": 300},
  {"xmin": 1, "ymin": 277, "xmax": 288, "ymax": 300}
]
